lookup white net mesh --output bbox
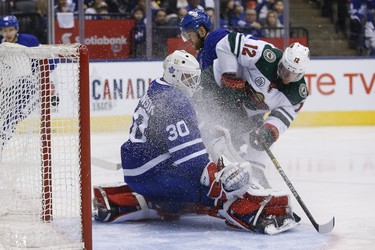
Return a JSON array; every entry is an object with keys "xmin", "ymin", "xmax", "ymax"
[{"xmin": 0, "ymin": 43, "xmax": 86, "ymax": 249}]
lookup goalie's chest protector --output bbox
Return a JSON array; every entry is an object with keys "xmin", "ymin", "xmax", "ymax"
[{"xmin": 228, "ymin": 32, "xmax": 307, "ymax": 112}]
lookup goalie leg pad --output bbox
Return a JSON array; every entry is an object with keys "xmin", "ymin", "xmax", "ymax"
[
  {"xmin": 223, "ymin": 192, "xmax": 299, "ymax": 234},
  {"xmin": 242, "ymin": 192, "xmax": 289, "ymax": 217},
  {"xmin": 93, "ymin": 183, "xmax": 161, "ymax": 223}
]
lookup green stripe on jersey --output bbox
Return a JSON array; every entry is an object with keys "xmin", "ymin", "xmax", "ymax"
[{"xmin": 228, "ymin": 32, "xmax": 242, "ymax": 58}]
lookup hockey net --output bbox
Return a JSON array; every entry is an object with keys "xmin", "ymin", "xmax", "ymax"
[{"xmin": 0, "ymin": 43, "xmax": 91, "ymax": 249}]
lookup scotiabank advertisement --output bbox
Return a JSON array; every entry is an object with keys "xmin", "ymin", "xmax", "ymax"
[{"xmin": 55, "ymin": 19, "xmax": 135, "ymax": 60}]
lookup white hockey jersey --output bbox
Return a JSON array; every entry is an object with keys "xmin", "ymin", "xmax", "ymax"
[{"xmin": 213, "ymin": 32, "xmax": 309, "ymax": 136}]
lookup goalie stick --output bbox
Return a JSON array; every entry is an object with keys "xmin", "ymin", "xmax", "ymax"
[
  {"xmin": 91, "ymin": 157, "xmax": 122, "ymax": 171},
  {"xmin": 263, "ymin": 146, "xmax": 335, "ymax": 234},
  {"xmin": 212, "ymin": 125, "xmax": 335, "ymax": 234}
]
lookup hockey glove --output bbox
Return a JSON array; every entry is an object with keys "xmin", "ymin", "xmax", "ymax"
[
  {"xmin": 221, "ymin": 73, "xmax": 246, "ymax": 90},
  {"xmin": 250, "ymin": 123, "xmax": 279, "ymax": 151},
  {"xmin": 200, "ymin": 159, "xmax": 250, "ymax": 203}
]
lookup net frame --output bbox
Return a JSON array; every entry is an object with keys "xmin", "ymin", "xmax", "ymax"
[{"xmin": 0, "ymin": 43, "xmax": 92, "ymax": 249}]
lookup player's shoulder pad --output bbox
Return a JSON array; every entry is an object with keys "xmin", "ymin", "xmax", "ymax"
[
  {"xmin": 255, "ymin": 45, "xmax": 283, "ymax": 79},
  {"xmin": 206, "ymin": 28, "xmax": 230, "ymax": 41},
  {"xmin": 200, "ymin": 28, "xmax": 230, "ymax": 69},
  {"xmin": 227, "ymin": 32, "xmax": 261, "ymax": 57},
  {"xmin": 205, "ymin": 28, "xmax": 230, "ymax": 49},
  {"xmin": 151, "ymin": 78, "xmax": 193, "ymax": 108},
  {"xmin": 279, "ymin": 78, "xmax": 309, "ymax": 105},
  {"xmin": 260, "ymin": 45, "xmax": 283, "ymax": 61}
]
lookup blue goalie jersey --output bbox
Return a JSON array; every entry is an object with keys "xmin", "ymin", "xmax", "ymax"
[{"xmin": 121, "ymin": 78, "xmax": 212, "ymax": 206}]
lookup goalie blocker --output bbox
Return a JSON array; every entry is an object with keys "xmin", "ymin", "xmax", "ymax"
[{"xmin": 93, "ymin": 181, "xmax": 300, "ymax": 235}]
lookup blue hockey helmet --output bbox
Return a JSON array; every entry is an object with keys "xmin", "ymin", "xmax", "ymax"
[
  {"xmin": 0, "ymin": 15, "xmax": 19, "ymax": 30},
  {"xmin": 180, "ymin": 9, "xmax": 211, "ymax": 41}
]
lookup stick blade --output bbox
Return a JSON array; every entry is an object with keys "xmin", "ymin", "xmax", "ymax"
[{"xmin": 316, "ymin": 217, "xmax": 335, "ymax": 234}]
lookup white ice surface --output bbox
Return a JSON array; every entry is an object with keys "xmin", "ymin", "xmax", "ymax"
[{"xmin": 91, "ymin": 126, "xmax": 375, "ymax": 250}]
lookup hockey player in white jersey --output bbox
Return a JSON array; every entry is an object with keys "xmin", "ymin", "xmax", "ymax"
[
  {"xmin": 93, "ymin": 50, "xmax": 300, "ymax": 235},
  {"xmin": 212, "ymin": 37, "xmax": 310, "ymax": 185},
  {"xmin": 180, "ymin": 9, "xmax": 310, "ymax": 190}
]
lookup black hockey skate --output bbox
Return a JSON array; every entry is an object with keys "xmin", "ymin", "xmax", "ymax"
[
  {"xmin": 253, "ymin": 213, "xmax": 301, "ymax": 235},
  {"xmin": 226, "ymin": 210, "xmax": 300, "ymax": 235},
  {"xmin": 92, "ymin": 197, "xmax": 118, "ymax": 222}
]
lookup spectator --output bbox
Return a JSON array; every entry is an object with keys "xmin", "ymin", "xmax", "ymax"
[
  {"xmin": 255, "ymin": 0, "xmax": 274, "ymax": 24},
  {"xmin": 205, "ymin": 6, "xmax": 235, "ymax": 29},
  {"xmin": 167, "ymin": 7, "xmax": 188, "ymax": 26},
  {"xmin": 244, "ymin": 0, "xmax": 257, "ymax": 9},
  {"xmin": 177, "ymin": 7, "xmax": 188, "ymax": 21},
  {"xmin": 229, "ymin": 1, "xmax": 245, "ymax": 27},
  {"xmin": 36, "ymin": 0, "xmax": 48, "ymax": 17},
  {"xmin": 132, "ymin": 6, "xmax": 146, "ymax": 58},
  {"xmin": 35, "ymin": 0, "xmax": 48, "ymax": 44},
  {"xmin": 186, "ymin": 0, "xmax": 204, "ymax": 11},
  {"xmin": 240, "ymin": 7, "xmax": 264, "ymax": 37},
  {"xmin": 263, "ymin": 10, "xmax": 283, "ymax": 38},
  {"xmin": 85, "ymin": 0, "xmax": 110, "ymax": 19},
  {"xmin": 165, "ymin": 0, "xmax": 189, "ymax": 15},
  {"xmin": 137, "ymin": 0, "xmax": 161, "ymax": 20},
  {"xmin": 54, "ymin": 0, "xmax": 76, "ymax": 13},
  {"xmin": 272, "ymin": 0, "xmax": 284, "ymax": 25},
  {"xmin": 152, "ymin": 8, "xmax": 171, "ymax": 58},
  {"xmin": 220, "ymin": 0, "xmax": 236, "ymax": 29},
  {"xmin": 365, "ymin": 12, "xmax": 375, "ymax": 56},
  {"xmin": 136, "ymin": 0, "xmax": 146, "ymax": 12},
  {"xmin": 106, "ymin": 0, "xmax": 137, "ymax": 13},
  {"xmin": 205, "ymin": 7, "xmax": 215, "ymax": 26},
  {"xmin": 348, "ymin": 0, "xmax": 368, "ymax": 53}
]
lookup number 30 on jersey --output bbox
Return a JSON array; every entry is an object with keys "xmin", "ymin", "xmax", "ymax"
[
  {"xmin": 130, "ymin": 107, "xmax": 190, "ymax": 143},
  {"xmin": 166, "ymin": 120, "xmax": 190, "ymax": 141}
]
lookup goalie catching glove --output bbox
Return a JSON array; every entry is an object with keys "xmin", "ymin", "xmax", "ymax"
[{"xmin": 200, "ymin": 158, "xmax": 251, "ymax": 204}]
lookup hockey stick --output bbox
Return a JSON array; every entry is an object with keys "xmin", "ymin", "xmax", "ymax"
[
  {"xmin": 263, "ymin": 145, "xmax": 335, "ymax": 234},
  {"xmin": 91, "ymin": 157, "xmax": 122, "ymax": 171}
]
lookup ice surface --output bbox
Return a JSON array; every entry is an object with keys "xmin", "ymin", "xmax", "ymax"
[{"xmin": 91, "ymin": 126, "xmax": 375, "ymax": 250}]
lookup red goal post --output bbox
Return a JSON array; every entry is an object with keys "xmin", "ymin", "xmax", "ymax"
[{"xmin": 0, "ymin": 43, "xmax": 91, "ymax": 249}]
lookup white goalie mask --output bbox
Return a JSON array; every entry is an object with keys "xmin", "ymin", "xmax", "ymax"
[
  {"xmin": 163, "ymin": 50, "xmax": 201, "ymax": 97},
  {"xmin": 277, "ymin": 42, "xmax": 310, "ymax": 83}
]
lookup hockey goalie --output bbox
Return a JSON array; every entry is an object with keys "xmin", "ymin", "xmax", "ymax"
[{"xmin": 93, "ymin": 50, "xmax": 300, "ymax": 235}]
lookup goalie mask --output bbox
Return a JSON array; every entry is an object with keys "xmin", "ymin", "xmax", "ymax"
[
  {"xmin": 163, "ymin": 50, "xmax": 201, "ymax": 97},
  {"xmin": 277, "ymin": 42, "xmax": 310, "ymax": 83}
]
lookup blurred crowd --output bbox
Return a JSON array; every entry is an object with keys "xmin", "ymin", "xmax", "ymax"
[
  {"xmin": 347, "ymin": 0, "xmax": 375, "ymax": 55},
  {"xmin": 0, "ymin": 0, "xmax": 374, "ymax": 56}
]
